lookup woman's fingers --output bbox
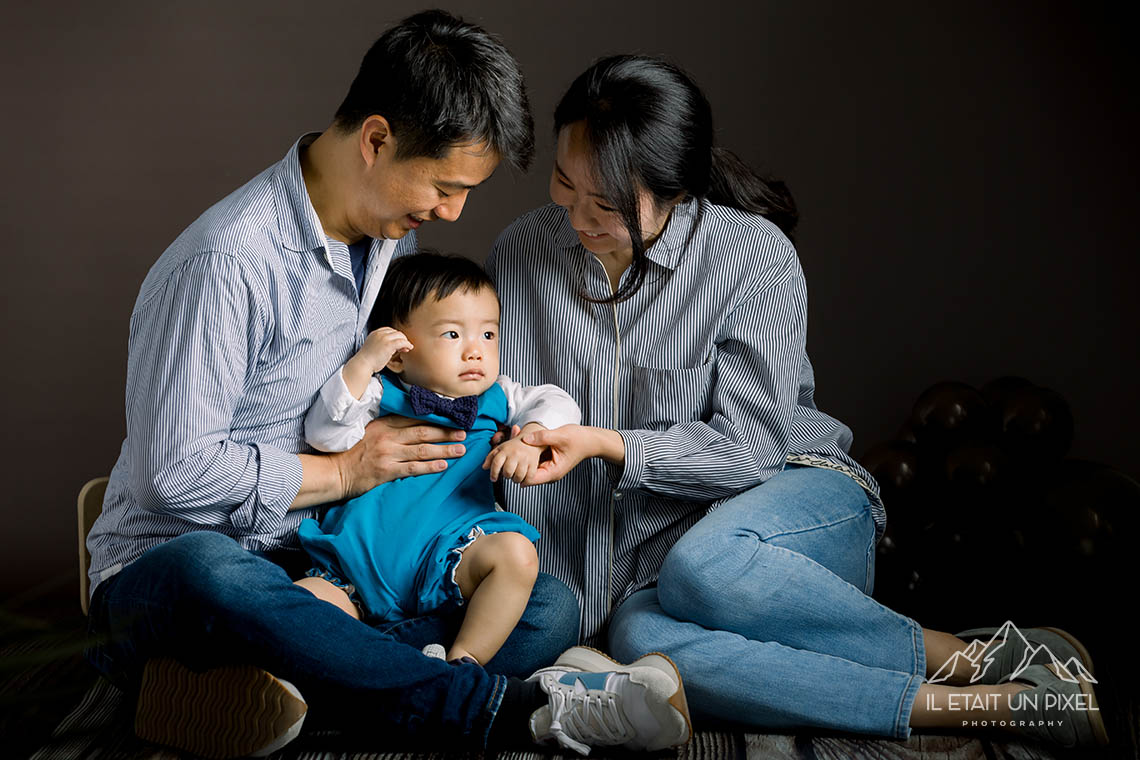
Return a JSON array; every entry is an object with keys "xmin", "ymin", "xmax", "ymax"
[
  {"xmin": 522, "ymin": 458, "xmax": 565, "ymax": 487},
  {"xmin": 522, "ymin": 428, "xmax": 558, "ymax": 447}
]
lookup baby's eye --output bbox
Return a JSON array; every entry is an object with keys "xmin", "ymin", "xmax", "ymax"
[
  {"xmin": 443, "ymin": 330, "xmax": 459, "ymax": 339},
  {"xmin": 483, "ymin": 331, "xmax": 496, "ymax": 340}
]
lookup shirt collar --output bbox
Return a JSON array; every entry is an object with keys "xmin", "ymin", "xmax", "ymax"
[
  {"xmin": 271, "ymin": 133, "xmax": 327, "ymax": 254},
  {"xmin": 552, "ymin": 196, "xmax": 700, "ymax": 272}
]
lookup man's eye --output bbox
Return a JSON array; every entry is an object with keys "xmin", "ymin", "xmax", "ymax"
[
  {"xmin": 436, "ymin": 186, "xmax": 452, "ymax": 198},
  {"xmin": 443, "ymin": 331, "xmax": 459, "ymax": 339}
]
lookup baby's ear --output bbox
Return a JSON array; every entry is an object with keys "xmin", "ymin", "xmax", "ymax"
[{"xmin": 385, "ymin": 351, "xmax": 406, "ymax": 374}]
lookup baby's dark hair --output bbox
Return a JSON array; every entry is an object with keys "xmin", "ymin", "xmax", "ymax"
[{"xmin": 370, "ymin": 251, "xmax": 498, "ymax": 331}]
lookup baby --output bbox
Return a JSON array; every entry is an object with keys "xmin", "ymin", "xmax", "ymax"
[{"xmin": 295, "ymin": 252, "xmax": 579, "ymax": 666}]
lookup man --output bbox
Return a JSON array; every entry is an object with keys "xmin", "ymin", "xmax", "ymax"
[{"xmin": 85, "ymin": 10, "xmax": 691, "ymax": 758}]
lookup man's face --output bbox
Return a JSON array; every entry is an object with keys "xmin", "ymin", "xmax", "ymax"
[
  {"xmin": 390, "ymin": 286, "xmax": 501, "ymax": 399},
  {"xmin": 357, "ymin": 136, "xmax": 499, "ymax": 241}
]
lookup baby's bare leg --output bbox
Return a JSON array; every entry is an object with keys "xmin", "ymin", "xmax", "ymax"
[
  {"xmin": 449, "ymin": 532, "xmax": 538, "ymax": 664},
  {"xmin": 295, "ymin": 576, "xmax": 360, "ymax": 620}
]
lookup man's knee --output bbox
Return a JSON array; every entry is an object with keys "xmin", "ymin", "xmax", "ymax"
[
  {"xmin": 527, "ymin": 573, "xmax": 579, "ymax": 642},
  {"xmin": 135, "ymin": 531, "xmax": 274, "ymax": 601}
]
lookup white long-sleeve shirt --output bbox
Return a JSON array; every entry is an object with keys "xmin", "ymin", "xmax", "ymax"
[{"xmin": 305, "ymin": 367, "xmax": 581, "ymax": 453}]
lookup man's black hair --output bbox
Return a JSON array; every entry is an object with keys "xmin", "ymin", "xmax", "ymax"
[
  {"xmin": 370, "ymin": 252, "xmax": 498, "ymax": 331},
  {"xmin": 334, "ymin": 9, "xmax": 534, "ymax": 172}
]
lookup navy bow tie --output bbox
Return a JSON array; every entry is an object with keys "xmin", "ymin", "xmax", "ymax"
[{"xmin": 406, "ymin": 384, "xmax": 479, "ymax": 430}]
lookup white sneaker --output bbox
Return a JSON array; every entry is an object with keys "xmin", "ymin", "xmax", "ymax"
[
  {"xmin": 422, "ymin": 643, "xmax": 447, "ymax": 660},
  {"xmin": 527, "ymin": 646, "xmax": 692, "ymax": 756}
]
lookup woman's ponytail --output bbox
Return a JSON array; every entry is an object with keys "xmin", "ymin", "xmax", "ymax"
[{"xmin": 708, "ymin": 147, "xmax": 799, "ymax": 243}]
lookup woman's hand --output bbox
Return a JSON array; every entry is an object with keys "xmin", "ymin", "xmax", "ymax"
[{"xmin": 516, "ymin": 425, "xmax": 625, "ymax": 486}]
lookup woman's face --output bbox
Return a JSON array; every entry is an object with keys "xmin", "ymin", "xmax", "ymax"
[{"xmin": 549, "ymin": 121, "xmax": 671, "ymax": 260}]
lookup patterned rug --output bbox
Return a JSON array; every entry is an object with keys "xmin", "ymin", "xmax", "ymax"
[{"xmin": 4, "ymin": 607, "xmax": 1134, "ymax": 759}]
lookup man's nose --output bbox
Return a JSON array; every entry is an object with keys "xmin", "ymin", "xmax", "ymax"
[{"xmin": 434, "ymin": 191, "xmax": 468, "ymax": 223}]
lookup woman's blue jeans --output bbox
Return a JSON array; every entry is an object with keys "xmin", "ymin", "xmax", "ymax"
[
  {"xmin": 608, "ymin": 466, "xmax": 925, "ymax": 739},
  {"xmin": 85, "ymin": 531, "xmax": 579, "ymax": 746}
]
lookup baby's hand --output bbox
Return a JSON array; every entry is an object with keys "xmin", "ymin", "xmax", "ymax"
[
  {"xmin": 482, "ymin": 424, "xmax": 545, "ymax": 483},
  {"xmin": 356, "ymin": 327, "xmax": 413, "ymax": 374}
]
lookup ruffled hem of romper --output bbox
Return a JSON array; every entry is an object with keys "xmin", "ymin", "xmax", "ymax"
[{"xmin": 442, "ymin": 525, "xmax": 488, "ymax": 607}]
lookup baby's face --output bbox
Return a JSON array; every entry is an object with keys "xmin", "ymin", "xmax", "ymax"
[{"xmin": 392, "ymin": 286, "xmax": 500, "ymax": 399}]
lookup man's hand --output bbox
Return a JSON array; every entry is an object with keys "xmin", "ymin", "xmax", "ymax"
[
  {"xmin": 483, "ymin": 423, "xmax": 545, "ymax": 483},
  {"xmin": 334, "ymin": 415, "xmax": 466, "ymax": 498}
]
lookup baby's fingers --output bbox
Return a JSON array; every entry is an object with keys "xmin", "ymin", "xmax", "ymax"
[
  {"xmin": 510, "ymin": 459, "xmax": 532, "ymax": 484},
  {"xmin": 487, "ymin": 449, "xmax": 507, "ymax": 482},
  {"xmin": 499, "ymin": 455, "xmax": 521, "ymax": 483}
]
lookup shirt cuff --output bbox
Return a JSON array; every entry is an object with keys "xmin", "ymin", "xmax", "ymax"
[
  {"xmin": 228, "ymin": 443, "xmax": 304, "ymax": 534},
  {"xmin": 614, "ymin": 430, "xmax": 647, "ymax": 491}
]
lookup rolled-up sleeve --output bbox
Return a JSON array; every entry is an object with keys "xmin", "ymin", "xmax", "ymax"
[
  {"xmin": 615, "ymin": 252, "xmax": 806, "ymax": 502},
  {"xmin": 125, "ymin": 252, "xmax": 302, "ymax": 533}
]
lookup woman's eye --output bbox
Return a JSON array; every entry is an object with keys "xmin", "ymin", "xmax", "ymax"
[
  {"xmin": 596, "ymin": 203, "xmax": 617, "ymax": 214},
  {"xmin": 443, "ymin": 331, "xmax": 459, "ymax": 339}
]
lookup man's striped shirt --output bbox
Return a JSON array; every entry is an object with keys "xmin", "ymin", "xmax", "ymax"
[{"xmin": 87, "ymin": 136, "xmax": 414, "ymax": 596}]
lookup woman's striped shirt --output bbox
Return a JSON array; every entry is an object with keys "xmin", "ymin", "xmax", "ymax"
[{"xmin": 487, "ymin": 198, "xmax": 884, "ymax": 645}]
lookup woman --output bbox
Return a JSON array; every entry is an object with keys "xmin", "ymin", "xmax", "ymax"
[{"xmin": 485, "ymin": 55, "xmax": 1107, "ymax": 748}]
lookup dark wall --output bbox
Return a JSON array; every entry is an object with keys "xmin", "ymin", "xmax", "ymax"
[{"xmin": 2, "ymin": 1, "xmax": 1137, "ymax": 601}]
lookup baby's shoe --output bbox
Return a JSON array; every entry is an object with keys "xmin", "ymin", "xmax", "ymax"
[{"xmin": 422, "ymin": 643, "xmax": 446, "ymax": 659}]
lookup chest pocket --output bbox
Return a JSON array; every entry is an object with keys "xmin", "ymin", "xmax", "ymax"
[{"xmin": 629, "ymin": 359, "xmax": 716, "ymax": 431}]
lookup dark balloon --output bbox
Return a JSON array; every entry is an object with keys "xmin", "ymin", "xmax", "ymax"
[
  {"xmin": 910, "ymin": 382, "xmax": 994, "ymax": 449},
  {"xmin": 861, "ymin": 440, "xmax": 920, "ymax": 493},
  {"xmin": 998, "ymin": 386, "xmax": 1075, "ymax": 462},
  {"xmin": 981, "ymin": 375, "xmax": 1035, "ymax": 409},
  {"xmin": 944, "ymin": 443, "xmax": 1007, "ymax": 489}
]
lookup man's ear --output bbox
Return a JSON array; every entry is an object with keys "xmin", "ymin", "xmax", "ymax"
[{"xmin": 360, "ymin": 115, "xmax": 394, "ymax": 168}]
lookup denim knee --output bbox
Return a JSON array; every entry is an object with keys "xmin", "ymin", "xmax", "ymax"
[
  {"xmin": 524, "ymin": 573, "xmax": 580, "ymax": 654},
  {"xmin": 147, "ymin": 531, "xmax": 280, "ymax": 605},
  {"xmin": 657, "ymin": 529, "xmax": 783, "ymax": 621},
  {"xmin": 535, "ymin": 573, "xmax": 580, "ymax": 640},
  {"xmin": 607, "ymin": 589, "xmax": 664, "ymax": 663}
]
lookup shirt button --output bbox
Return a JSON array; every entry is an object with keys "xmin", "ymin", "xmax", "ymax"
[{"xmin": 613, "ymin": 491, "xmax": 623, "ymax": 500}]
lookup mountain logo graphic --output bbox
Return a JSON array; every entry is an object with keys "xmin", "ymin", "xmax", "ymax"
[{"xmin": 928, "ymin": 621, "xmax": 1097, "ymax": 685}]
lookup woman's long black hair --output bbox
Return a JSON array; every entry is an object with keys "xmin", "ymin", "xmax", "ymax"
[{"xmin": 554, "ymin": 55, "xmax": 798, "ymax": 303}]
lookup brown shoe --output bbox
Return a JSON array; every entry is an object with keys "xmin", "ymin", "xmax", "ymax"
[{"xmin": 134, "ymin": 658, "xmax": 307, "ymax": 758}]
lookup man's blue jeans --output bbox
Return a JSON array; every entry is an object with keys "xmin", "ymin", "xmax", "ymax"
[
  {"xmin": 85, "ymin": 531, "xmax": 579, "ymax": 746},
  {"xmin": 608, "ymin": 466, "xmax": 925, "ymax": 739}
]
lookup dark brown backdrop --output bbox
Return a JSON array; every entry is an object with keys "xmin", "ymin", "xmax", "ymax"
[{"xmin": 2, "ymin": 1, "xmax": 1137, "ymax": 602}]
